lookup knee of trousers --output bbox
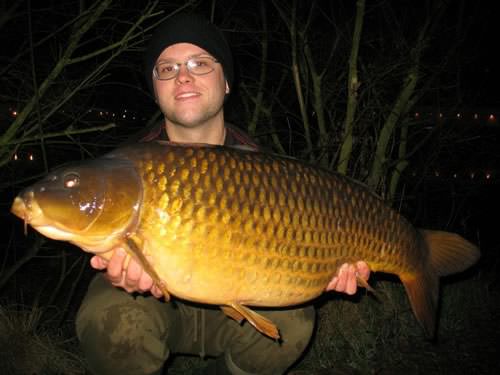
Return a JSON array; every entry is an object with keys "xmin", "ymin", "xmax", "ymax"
[
  {"xmin": 75, "ymin": 274, "xmax": 171, "ymax": 375},
  {"xmin": 228, "ymin": 305, "xmax": 316, "ymax": 375}
]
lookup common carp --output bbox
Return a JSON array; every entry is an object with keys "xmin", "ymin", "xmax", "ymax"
[{"xmin": 10, "ymin": 141, "xmax": 479, "ymax": 339}]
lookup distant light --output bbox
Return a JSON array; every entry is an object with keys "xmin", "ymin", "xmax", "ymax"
[
  {"xmin": 439, "ymin": 113, "xmax": 443, "ymax": 118},
  {"xmin": 470, "ymin": 172, "xmax": 475, "ymax": 179},
  {"xmin": 29, "ymin": 154, "xmax": 34, "ymax": 161},
  {"xmin": 12, "ymin": 111, "xmax": 17, "ymax": 117},
  {"xmin": 434, "ymin": 171, "xmax": 440, "ymax": 177},
  {"xmin": 486, "ymin": 172, "xmax": 492, "ymax": 180},
  {"xmin": 474, "ymin": 113, "xmax": 479, "ymax": 119},
  {"xmin": 453, "ymin": 173, "xmax": 457, "ymax": 178},
  {"xmin": 488, "ymin": 114, "xmax": 496, "ymax": 121},
  {"xmin": 414, "ymin": 112, "xmax": 420, "ymax": 118},
  {"xmin": 13, "ymin": 153, "xmax": 18, "ymax": 161},
  {"xmin": 456, "ymin": 113, "xmax": 461, "ymax": 119}
]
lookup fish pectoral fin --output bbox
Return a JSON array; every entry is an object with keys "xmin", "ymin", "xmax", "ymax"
[
  {"xmin": 156, "ymin": 280, "xmax": 171, "ymax": 302},
  {"xmin": 124, "ymin": 237, "xmax": 170, "ymax": 301},
  {"xmin": 220, "ymin": 306, "xmax": 245, "ymax": 323},
  {"xmin": 226, "ymin": 302, "xmax": 280, "ymax": 340}
]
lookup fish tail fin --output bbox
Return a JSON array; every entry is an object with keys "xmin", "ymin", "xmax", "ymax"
[
  {"xmin": 400, "ymin": 266, "xmax": 439, "ymax": 338},
  {"xmin": 421, "ymin": 229, "xmax": 480, "ymax": 277},
  {"xmin": 400, "ymin": 229, "xmax": 479, "ymax": 338}
]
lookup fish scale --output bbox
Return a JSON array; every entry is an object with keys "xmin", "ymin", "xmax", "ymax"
[
  {"xmin": 129, "ymin": 145, "xmax": 411, "ymax": 303},
  {"xmin": 11, "ymin": 141, "xmax": 479, "ymax": 339}
]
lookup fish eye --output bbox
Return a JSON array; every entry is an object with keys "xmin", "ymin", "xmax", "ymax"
[{"xmin": 63, "ymin": 173, "xmax": 80, "ymax": 189}]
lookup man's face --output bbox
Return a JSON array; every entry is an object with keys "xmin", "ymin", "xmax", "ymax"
[{"xmin": 153, "ymin": 43, "xmax": 229, "ymax": 128}]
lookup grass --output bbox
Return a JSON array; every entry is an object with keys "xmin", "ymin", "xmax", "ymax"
[
  {"xmin": 292, "ymin": 270, "xmax": 499, "ymax": 374},
  {"xmin": 0, "ymin": 303, "xmax": 86, "ymax": 375}
]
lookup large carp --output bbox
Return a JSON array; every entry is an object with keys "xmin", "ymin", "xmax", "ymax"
[{"xmin": 11, "ymin": 141, "xmax": 479, "ymax": 339}]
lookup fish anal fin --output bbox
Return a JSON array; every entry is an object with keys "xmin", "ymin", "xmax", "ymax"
[
  {"xmin": 356, "ymin": 274, "xmax": 378, "ymax": 298},
  {"xmin": 421, "ymin": 229, "xmax": 480, "ymax": 277},
  {"xmin": 400, "ymin": 269, "xmax": 438, "ymax": 339},
  {"xmin": 124, "ymin": 237, "xmax": 170, "ymax": 301},
  {"xmin": 226, "ymin": 302, "xmax": 280, "ymax": 340},
  {"xmin": 220, "ymin": 306, "xmax": 245, "ymax": 323}
]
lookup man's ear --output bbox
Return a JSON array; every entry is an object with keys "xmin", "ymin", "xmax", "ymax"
[{"xmin": 153, "ymin": 74, "xmax": 159, "ymax": 103}]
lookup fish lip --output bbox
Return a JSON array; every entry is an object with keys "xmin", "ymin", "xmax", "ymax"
[
  {"xmin": 11, "ymin": 196, "xmax": 28, "ymax": 219},
  {"xmin": 11, "ymin": 195, "xmax": 44, "ymax": 225}
]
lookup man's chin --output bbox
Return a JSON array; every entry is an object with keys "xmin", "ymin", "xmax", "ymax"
[{"xmin": 168, "ymin": 110, "xmax": 221, "ymax": 129}]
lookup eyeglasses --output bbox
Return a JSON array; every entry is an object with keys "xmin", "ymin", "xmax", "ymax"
[{"xmin": 153, "ymin": 56, "xmax": 220, "ymax": 80}]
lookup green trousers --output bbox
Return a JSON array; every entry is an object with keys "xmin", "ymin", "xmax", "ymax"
[{"xmin": 76, "ymin": 274, "xmax": 315, "ymax": 375}]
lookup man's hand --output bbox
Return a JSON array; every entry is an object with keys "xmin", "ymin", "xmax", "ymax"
[
  {"xmin": 90, "ymin": 248, "xmax": 164, "ymax": 298},
  {"xmin": 325, "ymin": 261, "xmax": 370, "ymax": 295}
]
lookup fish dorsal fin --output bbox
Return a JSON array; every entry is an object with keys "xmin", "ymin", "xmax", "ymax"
[
  {"xmin": 124, "ymin": 236, "xmax": 170, "ymax": 301},
  {"xmin": 223, "ymin": 302, "xmax": 280, "ymax": 340}
]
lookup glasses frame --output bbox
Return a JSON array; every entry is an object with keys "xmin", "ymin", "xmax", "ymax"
[{"xmin": 153, "ymin": 56, "xmax": 220, "ymax": 81}]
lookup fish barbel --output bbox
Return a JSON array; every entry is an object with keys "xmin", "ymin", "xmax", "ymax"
[{"xmin": 10, "ymin": 141, "xmax": 479, "ymax": 339}]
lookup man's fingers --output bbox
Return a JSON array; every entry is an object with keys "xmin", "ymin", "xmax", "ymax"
[
  {"xmin": 106, "ymin": 249, "xmax": 127, "ymax": 283},
  {"xmin": 356, "ymin": 261, "xmax": 370, "ymax": 280},
  {"xmin": 150, "ymin": 284, "xmax": 164, "ymax": 299},
  {"xmin": 91, "ymin": 248, "xmax": 166, "ymax": 298},
  {"xmin": 345, "ymin": 265, "xmax": 357, "ymax": 295},
  {"xmin": 325, "ymin": 276, "xmax": 338, "ymax": 291},
  {"xmin": 90, "ymin": 255, "xmax": 107, "ymax": 270},
  {"xmin": 137, "ymin": 274, "xmax": 154, "ymax": 293},
  {"xmin": 335, "ymin": 263, "xmax": 348, "ymax": 292},
  {"xmin": 125, "ymin": 258, "xmax": 142, "ymax": 287}
]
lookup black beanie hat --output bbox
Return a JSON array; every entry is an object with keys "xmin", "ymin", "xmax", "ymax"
[{"xmin": 144, "ymin": 13, "xmax": 234, "ymax": 95}]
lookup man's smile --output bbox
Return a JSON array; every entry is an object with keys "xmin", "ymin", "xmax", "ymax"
[{"xmin": 175, "ymin": 91, "xmax": 201, "ymax": 100}]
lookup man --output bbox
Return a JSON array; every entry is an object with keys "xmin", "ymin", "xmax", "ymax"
[{"xmin": 76, "ymin": 13, "xmax": 370, "ymax": 375}]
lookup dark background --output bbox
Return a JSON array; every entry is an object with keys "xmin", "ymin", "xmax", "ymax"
[{"xmin": 0, "ymin": 1, "xmax": 499, "ymax": 374}]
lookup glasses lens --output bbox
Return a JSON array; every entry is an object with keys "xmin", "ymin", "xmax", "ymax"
[
  {"xmin": 187, "ymin": 57, "xmax": 216, "ymax": 75},
  {"xmin": 155, "ymin": 62, "xmax": 177, "ymax": 80},
  {"xmin": 154, "ymin": 57, "xmax": 217, "ymax": 80}
]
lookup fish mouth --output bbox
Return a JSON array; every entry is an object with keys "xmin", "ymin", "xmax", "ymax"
[
  {"xmin": 11, "ymin": 196, "xmax": 28, "ymax": 219},
  {"xmin": 11, "ymin": 195, "xmax": 43, "ymax": 233},
  {"xmin": 11, "ymin": 195, "xmax": 74, "ymax": 241},
  {"xmin": 11, "ymin": 195, "xmax": 126, "ymax": 253}
]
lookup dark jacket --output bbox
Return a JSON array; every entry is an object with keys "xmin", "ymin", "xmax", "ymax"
[{"xmin": 134, "ymin": 122, "xmax": 259, "ymax": 150}]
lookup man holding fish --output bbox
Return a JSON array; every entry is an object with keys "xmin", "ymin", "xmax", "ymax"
[{"xmin": 77, "ymin": 13, "xmax": 370, "ymax": 375}]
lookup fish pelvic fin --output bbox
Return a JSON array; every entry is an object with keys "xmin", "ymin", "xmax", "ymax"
[
  {"xmin": 421, "ymin": 229, "xmax": 480, "ymax": 277},
  {"xmin": 225, "ymin": 302, "xmax": 280, "ymax": 340}
]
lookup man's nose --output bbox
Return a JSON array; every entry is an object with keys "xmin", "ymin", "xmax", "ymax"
[{"xmin": 175, "ymin": 64, "xmax": 193, "ymax": 83}]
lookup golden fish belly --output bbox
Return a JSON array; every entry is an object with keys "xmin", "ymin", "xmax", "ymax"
[{"xmin": 119, "ymin": 143, "xmax": 422, "ymax": 307}]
